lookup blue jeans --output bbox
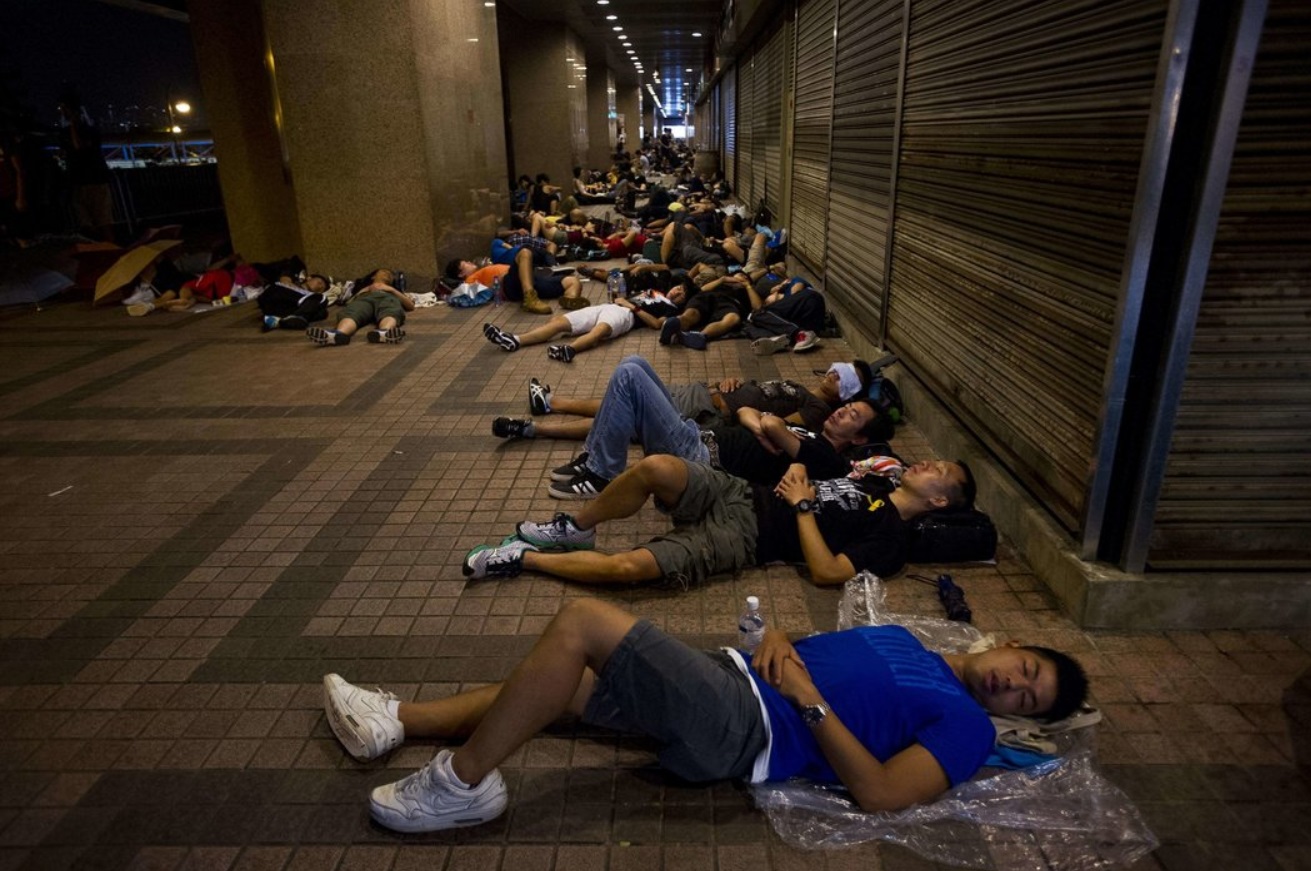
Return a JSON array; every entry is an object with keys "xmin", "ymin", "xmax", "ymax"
[{"xmin": 584, "ymin": 356, "xmax": 711, "ymax": 479}]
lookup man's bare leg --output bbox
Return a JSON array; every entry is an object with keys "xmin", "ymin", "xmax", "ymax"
[
  {"xmin": 568, "ymin": 323, "xmax": 613, "ymax": 354},
  {"xmin": 449, "ymin": 599, "xmax": 640, "ymax": 785},
  {"xmin": 513, "ymin": 315, "xmax": 572, "ymax": 347},
  {"xmin": 517, "ymin": 455, "xmax": 687, "ymax": 585},
  {"xmin": 700, "ymin": 313, "xmax": 741, "ymax": 339}
]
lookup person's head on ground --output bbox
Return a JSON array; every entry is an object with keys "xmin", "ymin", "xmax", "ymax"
[
  {"xmin": 569, "ymin": 209, "xmax": 588, "ymax": 225},
  {"xmin": 952, "ymin": 642, "xmax": 1088, "ymax": 720},
  {"xmin": 817, "ymin": 362, "xmax": 868, "ymax": 404},
  {"xmin": 898, "ymin": 459, "xmax": 975, "ymax": 512},
  {"xmin": 444, "ymin": 259, "xmax": 478, "ymax": 282},
  {"xmin": 305, "ymin": 274, "xmax": 330, "ymax": 294},
  {"xmin": 368, "ymin": 268, "xmax": 394, "ymax": 287},
  {"xmin": 822, "ymin": 399, "xmax": 889, "ymax": 448}
]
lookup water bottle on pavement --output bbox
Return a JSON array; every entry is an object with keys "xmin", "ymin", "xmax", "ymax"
[
  {"xmin": 617, "ymin": 273, "xmax": 627, "ymax": 299},
  {"xmin": 395, "ymin": 271, "xmax": 407, "ymax": 292},
  {"xmin": 737, "ymin": 595, "xmax": 766, "ymax": 652},
  {"xmin": 607, "ymin": 270, "xmax": 619, "ymax": 303}
]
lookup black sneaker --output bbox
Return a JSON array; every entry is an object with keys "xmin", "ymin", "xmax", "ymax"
[
  {"xmin": 492, "ymin": 417, "xmax": 532, "ymax": 439},
  {"xmin": 528, "ymin": 378, "xmax": 552, "ymax": 415},
  {"xmin": 367, "ymin": 326, "xmax": 405, "ymax": 344},
  {"xmin": 547, "ymin": 344, "xmax": 576, "ymax": 363},
  {"xmin": 484, "ymin": 323, "xmax": 520, "ymax": 352},
  {"xmin": 548, "ymin": 466, "xmax": 610, "ymax": 500},
  {"xmin": 308, "ymin": 327, "xmax": 350, "ymax": 346},
  {"xmin": 551, "ymin": 452, "xmax": 589, "ymax": 482},
  {"xmin": 659, "ymin": 316, "xmax": 681, "ymax": 346},
  {"xmin": 280, "ymin": 315, "xmax": 308, "ymax": 330}
]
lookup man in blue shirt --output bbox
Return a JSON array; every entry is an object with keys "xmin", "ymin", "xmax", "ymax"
[{"xmin": 322, "ymin": 597, "xmax": 1088, "ymax": 834}]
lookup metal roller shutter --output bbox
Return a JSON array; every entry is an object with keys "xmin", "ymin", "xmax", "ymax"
[
  {"xmin": 723, "ymin": 66, "xmax": 737, "ymax": 189},
  {"xmin": 753, "ymin": 19, "xmax": 789, "ymax": 221},
  {"xmin": 824, "ymin": 0, "xmax": 904, "ymax": 337},
  {"xmin": 736, "ymin": 58, "xmax": 755, "ymax": 209},
  {"xmin": 789, "ymin": 0, "xmax": 836, "ymax": 273},
  {"xmin": 1150, "ymin": 0, "xmax": 1311, "ymax": 568},
  {"xmin": 885, "ymin": 0, "xmax": 1168, "ymax": 529}
]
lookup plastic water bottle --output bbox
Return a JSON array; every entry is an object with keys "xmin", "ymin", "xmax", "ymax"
[
  {"xmin": 395, "ymin": 271, "xmax": 407, "ymax": 292},
  {"xmin": 737, "ymin": 596, "xmax": 766, "ymax": 652},
  {"xmin": 606, "ymin": 269, "xmax": 620, "ymax": 303},
  {"xmin": 617, "ymin": 273, "xmax": 627, "ymax": 299}
]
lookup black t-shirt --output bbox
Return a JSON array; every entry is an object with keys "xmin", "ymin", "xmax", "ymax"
[
  {"xmin": 629, "ymin": 291, "xmax": 681, "ymax": 318},
  {"xmin": 714, "ymin": 425, "xmax": 850, "ymax": 486},
  {"xmin": 720, "ymin": 380, "xmax": 833, "ymax": 433},
  {"xmin": 753, "ymin": 478, "xmax": 909, "ymax": 578}
]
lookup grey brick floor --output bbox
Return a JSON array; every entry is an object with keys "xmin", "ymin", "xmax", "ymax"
[{"xmin": 0, "ymin": 280, "xmax": 1308, "ymax": 870}]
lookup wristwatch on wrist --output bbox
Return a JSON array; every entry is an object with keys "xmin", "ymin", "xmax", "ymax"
[
  {"xmin": 799, "ymin": 701, "xmax": 830, "ymax": 727},
  {"xmin": 793, "ymin": 498, "xmax": 817, "ymax": 515}
]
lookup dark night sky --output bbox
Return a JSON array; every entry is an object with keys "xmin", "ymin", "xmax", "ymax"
[{"xmin": 2, "ymin": 0, "xmax": 206, "ymax": 130}]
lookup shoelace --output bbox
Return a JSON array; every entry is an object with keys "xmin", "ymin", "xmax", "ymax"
[{"xmin": 546, "ymin": 513, "xmax": 574, "ymax": 537}]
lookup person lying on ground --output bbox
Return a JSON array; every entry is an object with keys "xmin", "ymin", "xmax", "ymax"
[
  {"xmin": 445, "ymin": 245, "xmax": 587, "ymax": 315},
  {"xmin": 322, "ymin": 594, "xmax": 1086, "ymax": 834},
  {"xmin": 503, "ymin": 359, "xmax": 874, "ymax": 442},
  {"xmin": 307, "ymin": 268, "xmax": 412, "ymax": 345},
  {"xmin": 477, "ymin": 279, "xmax": 692, "ymax": 359},
  {"xmin": 464, "ymin": 452, "xmax": 973, "ymax": 587},
  {"xmin": 503, "ymin": 356, "xmax": 891, "ymax": 500},
  {"xmin": 260, "ymin": 271, "xmax": 330, "ymax": 331},
  {"xmin": 481, "ymin": 303, "xmax": 635, "ymax": 364},
  {"xmin": 656, "ymin": 277, "xmax": 752, "ymax": 350}
]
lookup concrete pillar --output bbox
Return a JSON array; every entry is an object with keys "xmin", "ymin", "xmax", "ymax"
[
  {"xmin": 586, "ymin": 53, "xmax": 616, "ymax": 171},
  {"xmin": 500, "ymin": 14, "xmax": 588, "ymax": 194},
  {"xmin": 192, "ymin": 0, "xmax": 509, "ymax": 279},
  {"xmin": 189, "ymin": 0, "xmax": 302, "ymax": 263},
  {"xmin": 616, "ymin": 84, "xmax": 640, "ymax": 151}
]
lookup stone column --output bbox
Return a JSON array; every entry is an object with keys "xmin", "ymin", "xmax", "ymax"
[
  {"xmin": 192, "ymin": 0, "xmax": 509, "ymax": 279},
  {"xmin": 586, "ymin": 54, "xmax": 616, "ymax": 170},
  {"xmin": 500, "ymin": 12, "xmax": 588, "ymax": 192},
  {"xmin": 616, "ymin": 84, "xmax": 641, "ymax": 150},
  {"xmin": 189, "ymin": 0, "xmax": 302, "ymax": 263}
]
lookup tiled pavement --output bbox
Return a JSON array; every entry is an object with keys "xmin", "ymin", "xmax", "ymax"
[{"xmin": 1, "ymin": 280, "xmax": 1309, "ymax": 871}]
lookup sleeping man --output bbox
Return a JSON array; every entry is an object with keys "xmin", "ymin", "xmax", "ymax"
[{"xmin": 322, "ymin": 595, "xmax": 1087, "ymax": 833}]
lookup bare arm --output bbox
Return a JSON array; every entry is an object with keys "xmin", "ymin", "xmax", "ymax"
[
  {"xmin": 775, "ymin": 658, "xmax": 951, "ymax": 810},
  {"xmin": 755, "ymin": 411, "xmax": 805, "ymax": 458}
]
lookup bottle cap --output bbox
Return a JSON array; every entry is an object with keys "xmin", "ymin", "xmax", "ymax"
[{"xmin": 746, "ymin": 595, "xmax": 759, "ymax": 610}]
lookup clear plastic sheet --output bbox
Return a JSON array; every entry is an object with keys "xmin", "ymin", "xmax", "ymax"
[{"xmin": 749, "ymin": 573, "xmax": 1158, "ymax": 870}]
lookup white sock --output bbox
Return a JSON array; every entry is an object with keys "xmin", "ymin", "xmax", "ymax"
[
  {"xmin": 441, "ymin": 750, "xmax": 473, "ymax": 790},
  {"xmin": 385, "ymin": 699, "xmax": 401, "ymax": 720}
]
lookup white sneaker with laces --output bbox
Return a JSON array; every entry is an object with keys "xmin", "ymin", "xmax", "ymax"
[
  {"xmin": 370, "ymin": 748, "xmax": 508, "ymax": 833},
  {"xmin": 751, "ymin": 334, "xmax": 790, "ymax": 356},
  {"xmin": 792, "ymin": 330, "xmax": 821, "ymax": 352},
  {"xmin": 516, "ymin": 512, "xmax": 595, "ymax": 550},
  {"xmin": 322, "ymin": 673, "xmax": 403, "ymax": 761}
]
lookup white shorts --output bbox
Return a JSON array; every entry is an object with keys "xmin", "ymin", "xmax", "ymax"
[{"xmin": 565, "ymin": 304, "xmax": 634, "ymax": 337}]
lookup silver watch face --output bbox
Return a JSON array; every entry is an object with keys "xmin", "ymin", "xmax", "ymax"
[{"xmin": 802, "ymin": 703, "xmax": 827, "ymax": 725}]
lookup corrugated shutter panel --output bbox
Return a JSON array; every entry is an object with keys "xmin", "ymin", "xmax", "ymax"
[
  {"xmin": 723, "ymin": 66, "xmax": 737, "ymax": 189},
  {"xmin": 736, "ymin": 58, "xmax": 755, "ymax": 209},
  {"xmin": 885, "ymin": 0, "xmax": 1168, "ymax": 529},
  {"xmin": 789, "ymin": 0, "xmax": 836, "ymax": 273},
  {"xmin": 753, "ymin": 19, "xmax": 789, "ymax": 221},
  {"xmin": 825, "ymin": 0, "xmax": 904, "ymax": 337},
  {"xmin": 1150, "ymin": 0, "xmax": 1311, "ymax": 568}
]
